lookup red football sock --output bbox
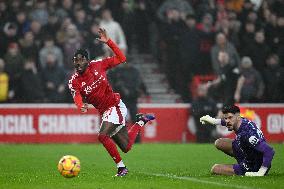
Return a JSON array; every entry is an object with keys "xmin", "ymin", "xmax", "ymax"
[
  {"xmin": 126, "ymin": 123, "xmax": 141, "ymax": 152},
  {"xmin": 98, "ymin": 134, "xmax": 122, "ymax": 164}
]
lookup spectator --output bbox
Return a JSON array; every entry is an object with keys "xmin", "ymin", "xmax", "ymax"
[
  {"xmin": 3, "ymin": 42, "xmax": 24, "ymax": 101},
  {"xmin": 17, "ymin": 58, "xmax": 45, "ymax": 102},
  {"xmin": 240, "ymin": 21, "xmax": 256, "ymax": 53},
  {"xmin": 133, "ymin": 0, "xmax": 151, "ymax": 53},
  {"xmin": 211, "ymin": 32, "xmax": 240, "ymax": 75},
  {"xmin": 234, "ymin": 57, "xmax": 264, "ymax": 103},
  {"xmin": 179, "ymin": 14, "xmax": 200, "ymax": 102},
  {"xmin": 159, "ymin": 8, "xmax": 186, "ymax": 91},
  {"xmin": 0, "ymin": 58, "xmax": 9, "ymax": 102},
  {"xmin": 262, "ymin": 54, "xmax": 284, "ymax": 102},
  {"xmin": 84, "ymin": 21, "xmax": 105, "ymax": 59},
  {"xmin": 30, "ymin": 0, "xmax": 49, "ymax": 26},
  {"xmin": 41, "ymin": 53, "xmax": 67, "ymax": 102},
  {"xmin": 275, "ymin": 16, "xmax": 284, "ymax": 64},
  {"xmin": 157, "ymin": 0, "xmax": 194, "ymax": 21},
  {"xmin": 191, "ymin": 84, "xmax": 218, "ymax": 143},
  {"xmin": 29, "ymin": 20, "xmax": 44, "ymax": 48},
  {"xmin": 55, "ymin": 0, "xmax": 73, "ymax": 21},
  {"xmin": 100, "ymin": 9, "xmax": 127, "ymax": 54},
  {"xmin": 196, "ymin": 13, "xmax": 215, "ymax": 74},
  {"xmin": 74, "ymin": 8, "xmax": 89, "ymax": 35},
  {"xmin": 264, "ymin": 13, "xmax": 278, "ymax": 52},
  {"xmin": 207, "ymin": 51, "xmax": 240, "ymax": 104},
  {"xmin": 86, "ymin": 0, "xmax": 106, "ymax": 20},
  {"xmin": 15, "ymin": 11, "xmax": 30, "ymax": 37},
  {"xmin": 108, "ymin": 62, "xmax": 148, "ymax": 143},
  {"xmin": 0, "ymin": 22, "xmax": 18, "ymax": 57},
  {"xmin": 242, "ymin": 31, "xmax": 270, "ymax": 72},
  {"xmin": 19, "ymin": 31, "xmax": 39, "ymax": 61},
  {"xmin": 116, "ymin": 0, "xmax": 135, "ymax": 53},
  {"xmin": 62, "ymin": 24, "xmax": 83, "ymax": 70},
  {"xmin": 39, "ymin": 36, "xmax": 64, "ymax": 69},
  {"xmin": 42, "ymin": 13, "xmax": 61, "ymax": 39}
]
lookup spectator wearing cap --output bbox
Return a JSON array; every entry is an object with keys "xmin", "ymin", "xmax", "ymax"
[{"xmin": 234, "ymin": 56, "xmax": 264, "ymax": 103}]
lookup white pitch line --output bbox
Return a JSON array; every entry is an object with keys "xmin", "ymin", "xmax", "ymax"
[{"xmin": 143, "ymin": 173, "xmax": 261, "ymax": 189}]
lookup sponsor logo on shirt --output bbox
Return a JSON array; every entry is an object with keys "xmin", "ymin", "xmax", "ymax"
[{"xmin": 83, "ymin": 75, "xmax": 106, "ymax": 95}]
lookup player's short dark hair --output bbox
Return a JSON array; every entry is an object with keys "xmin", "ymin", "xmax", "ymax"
[
  {"xmin": 74, "ymin": 49, "xmax": 89, "ymax": 59},
  {"xmin": 222, "ymin": 105, "xmax": 240, "ymax": 114}
]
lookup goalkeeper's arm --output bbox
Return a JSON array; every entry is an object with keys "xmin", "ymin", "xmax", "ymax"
[
  {"xmin": 245, "ymin": 142, "xmax": 275, "ymax": 177},
  {"xmin": 200, "ymin": 115, "xmax": 225, "ymax": 126}
]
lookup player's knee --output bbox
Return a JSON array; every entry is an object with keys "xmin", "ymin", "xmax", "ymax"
[
  {"xmin": 211, "ymin": 164, "xmax": 220, "ymax": 174},
  {"xmin": 214, "ymin": 138, "xmax": 224, "ymax": 150},
  {"xmin": 121, "ymin": 145, "xmax": 129, "ymax": 153}
]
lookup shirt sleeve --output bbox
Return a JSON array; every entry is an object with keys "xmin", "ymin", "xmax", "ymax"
[
  {"xmin": 254, "ymin": 141, "xmax": 275, "ymax": 168},
  {"xmin": 101, "ymin": 39, "xmax": 127, "ymax": 70},
  {"xmin": 68, "ymin": 79, "xmax": 83, "ymax": 111}
]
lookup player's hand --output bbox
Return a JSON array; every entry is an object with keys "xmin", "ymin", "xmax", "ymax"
[
  {"xmin": 80, "ymin": 103, "xmax": 88, "ymax": 113},
  {"xmin": 96, "ymin": 28, "xmax": 109, "ymax": 43},
  {"xmin": 245, "ymin": 166, "xmax": 267, "ymax": 177},
  {"xmin": 200, "ymin": 115, "xmax": 220, "ymax": 125}
]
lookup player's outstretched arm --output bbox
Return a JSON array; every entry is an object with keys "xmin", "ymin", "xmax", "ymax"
[
  {"xmin": 200, "ymin": 115, "xmax": 222, "ymax": 125},
  {"xmin": 97, "ymin": 28, "xmax": 126, "ymax": 64}
]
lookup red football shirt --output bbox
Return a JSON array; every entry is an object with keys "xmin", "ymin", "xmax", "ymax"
[{"xmin": 68, "ymin": 39, "xmax": 126, "ymax": 114}]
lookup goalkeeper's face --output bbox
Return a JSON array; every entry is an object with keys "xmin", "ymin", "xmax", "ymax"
[{"xmin": 223, "ymin": 113, "xmax": 240, "ymax": 131}]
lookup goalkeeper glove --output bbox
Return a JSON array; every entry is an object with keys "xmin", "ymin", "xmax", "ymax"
[
  {"xmin": 245, "ymin": 166, "xmax": 268, "ymax": 177},
  {"xmin": 200, "ymin": 115, "xmax": 221, "ymax": 125}
]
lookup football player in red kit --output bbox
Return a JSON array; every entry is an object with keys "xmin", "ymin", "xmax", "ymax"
[{"xmin": 68, "ymin": 28, "xmax": 155, "ymax": 177}]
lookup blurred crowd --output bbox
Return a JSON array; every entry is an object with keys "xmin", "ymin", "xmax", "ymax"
[{"xmin": 0, "ymin": 0, "xmax": 283, "ymax": 104}]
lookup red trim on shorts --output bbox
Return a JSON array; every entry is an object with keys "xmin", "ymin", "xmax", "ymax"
[{"xmin": 115, "ymin": 105, "xmax": 123, "ymax": 124}]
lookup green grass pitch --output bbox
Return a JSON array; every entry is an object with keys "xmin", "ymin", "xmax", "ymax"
[{"xmin": 0, "ymin": 143, "xmax": 283, "ymax": 189}]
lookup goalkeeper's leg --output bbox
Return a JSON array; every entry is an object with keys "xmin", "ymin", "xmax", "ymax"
[
  {"xmin": 214, "ymin": 138, "xmax": 234, "ymax": 157},
  {"xmin": 211, "ymin": 164, "xmax": 236, "ymax": 175}
]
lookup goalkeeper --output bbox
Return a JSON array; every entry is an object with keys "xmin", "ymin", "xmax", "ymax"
[{"xmin": 200, "ymin": 105, "xmax": 275, "ymax": 176}]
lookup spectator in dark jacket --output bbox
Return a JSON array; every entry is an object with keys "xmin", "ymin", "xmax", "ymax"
[
  {"xmin": 262, "ymin": 54, "xmax": 284, "ymax": 102},
  {"xmin": 41, "ymin": 53, "xmax": 67, "ymax": 102},
  {"xmin": 17, "ymin": 58, "xmax": 45, "ymax": 102}
]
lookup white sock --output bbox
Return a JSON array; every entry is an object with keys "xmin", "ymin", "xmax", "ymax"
[{"xmin": 117, "ymin": 160, "xmax": 125, "ymax": 168}]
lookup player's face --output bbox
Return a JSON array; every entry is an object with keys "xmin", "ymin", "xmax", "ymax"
[
  {"xmin": 223, "ymin": 113, "xmax": 239, "ymax": 131},
  {"xmin": 73, "ymin": 54, "xmax": 88, "ymax": 74}
]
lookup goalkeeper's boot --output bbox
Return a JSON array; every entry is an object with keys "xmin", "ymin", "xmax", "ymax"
[
  {"xmin": 115, "ymin": 167, "xmax": 128, "ymax": 177},
  {"xmin": 135, "ymin": 113, "xmax": 155, "ymax": 126}
]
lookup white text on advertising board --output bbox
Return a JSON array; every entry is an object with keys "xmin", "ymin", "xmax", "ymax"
[{"xmin": 38, "ymin": 115, "xmax": 100, "ymax": 134}]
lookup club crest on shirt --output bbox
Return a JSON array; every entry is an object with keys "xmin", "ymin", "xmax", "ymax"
[{"xmin": 249, "ymin": 136, "xmax": 259, "ymax": 146}]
